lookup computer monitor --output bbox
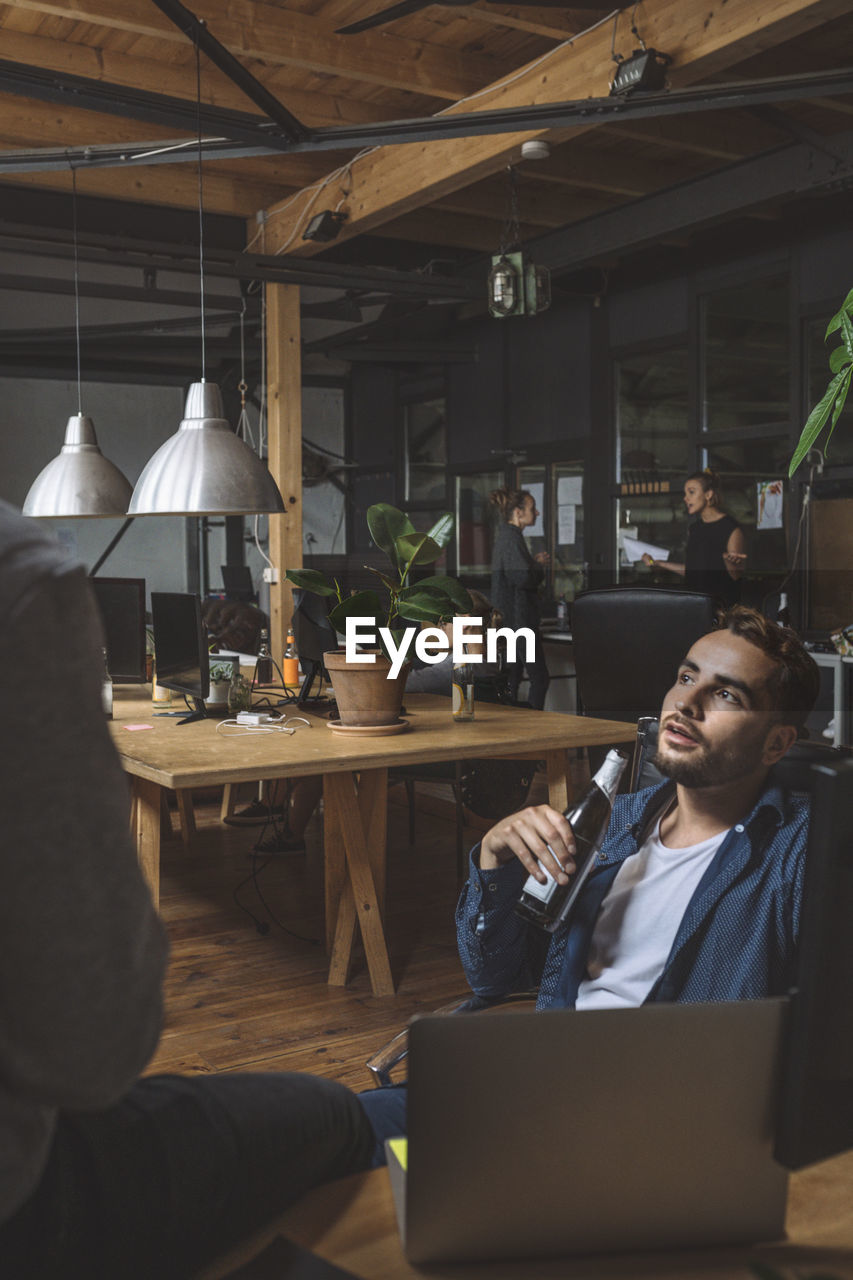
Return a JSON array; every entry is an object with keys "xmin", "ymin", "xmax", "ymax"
[
  {"xmin": 150, "ymin": 591, "xmax": 210, "ymax": 725},
  {"xmin": 221, "ymin": 564, "xmax": 256, "ymax": 603},
  {"xmin": 292, "ymin": 588, "xmax": 338, "ymax": 704},
  {"xmin": 90, "ymin": 577, "xmax": 147, "ymax": 683},
  {"xmin": 775, "ymin": 756, "xmax": 853, "ymax": 1169}
]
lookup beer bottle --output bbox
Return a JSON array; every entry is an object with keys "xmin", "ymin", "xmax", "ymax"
[
  {"xmin": 283, "ymin": 631, "xmax": 299, "ymax": 686},
  {"xmin": 515, "ymin": 749, "xmax": 628, "ymax": 932},
  {"xmin": 256, "ymin": 628, "xmax": 273, "ymax": 685}
]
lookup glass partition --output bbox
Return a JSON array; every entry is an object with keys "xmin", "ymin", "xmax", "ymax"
[
  {"xmin": 455, "ymin": 471, "xmax": 503, "ymax": 577},
  {"xmin": 404, "ymin": 397, "xmax": 447, "ymax": 503},
  {"xmin": 703, "ymin": 275, "xmax": 789, "ymax": 433}
]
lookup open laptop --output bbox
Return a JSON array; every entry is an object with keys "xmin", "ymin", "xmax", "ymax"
[{"xmin": 387, "ymin": 998, "xmax": 788, "ymax": 1265}]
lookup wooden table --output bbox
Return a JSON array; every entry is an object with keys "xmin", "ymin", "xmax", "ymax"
[
  {"xmin": 110, "ymin": 688, "xmax": 635, "ymax": 997},
  {"xmin": 203, "ymin": 1150, "xmax": 853, "ymax": 1279}
]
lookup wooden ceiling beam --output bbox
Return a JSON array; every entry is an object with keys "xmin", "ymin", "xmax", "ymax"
[
  {"xmin": 0, "ymin": 162, "xmax": 280, "ymax": 218},
  {"xmin": 433, "ymin": 175, "xmax": 613, "ymax": 227},
  {"xmin": 9, "ymin": 0, "xmax": 505, "ymax": 100},
  {"xmin": 262, "ymin": 0, "xmax": 850, "ymax": 254},
  {"xmin": 0, "ymin": 26, "xmax": 397, "ymax": 128}
]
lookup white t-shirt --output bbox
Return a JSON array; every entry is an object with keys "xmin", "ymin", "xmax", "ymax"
[{"xmin": 575, "ymin": 816, "xmax": 728, "ymax": 1010}]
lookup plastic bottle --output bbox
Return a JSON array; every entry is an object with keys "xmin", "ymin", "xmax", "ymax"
[
  {"xmin": 515, "ymin": 749, "xmax": 628, "ymax": 932},
  {"xmin": 283, "ymin": 631, "xmax": 299, "ymax": 686}
]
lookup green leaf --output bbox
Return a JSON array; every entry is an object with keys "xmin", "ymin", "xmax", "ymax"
[
  {"xmin": 824, "ymin": 365, "xmax": 853, "ymax": 452},
  {"xmin": 397, "ymin": 596, "xmax": 450, "ymax": 623},
  {"xmin": 414, "ymin": 574, "xmax": 472, "ymax": 613},
  {"xmin": 285, "ymin": 567, "xmax": 337, "ymax": 596},
  {"xmin": 328, "ymin": 591, "xmax": 384, "ymax": 636},
  {"xmin": 789, "ymin": 369, "xmax": 847, "ymax": 476},
  {"xmin": 367, "ymin": 504, "xmax": 415, "ymax": 571},
  {"xmin": 396, "ymin": 533, "xmax": 442, "ymax": 570},
  {"xmin": 364, "ymin": 565, "xmax": 398, "ymax": 594},
  {"xmin": 424, "ymin": 512, "xmax": 454, "ymax": 550},
  {"xmin": 840, "ymin": 309, "xmax": 853, "ymax": 363},
  {"xmin": 825, "ymin": 286, "xmax": 853, "ymax": 338},
  {"xmin": 828, "ymin": 343, "xmax": 852, "ymax": 374}
]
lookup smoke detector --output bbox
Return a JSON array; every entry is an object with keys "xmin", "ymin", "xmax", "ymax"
[{"xmin": 520, "ymin": 140, "xmax": 550, "ymax": 161}]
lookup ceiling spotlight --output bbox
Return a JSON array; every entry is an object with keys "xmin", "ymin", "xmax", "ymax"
[
  {"xmin": 302, "ymin": 210, "xmax": 348, "ymax": 242},
  {"xmin": 610, "ymin": 47, "xmax": 671, "ymax": 96},
  {"xmin": 521, "ymin": 140, "xmax": 550, "ymax": 161}
]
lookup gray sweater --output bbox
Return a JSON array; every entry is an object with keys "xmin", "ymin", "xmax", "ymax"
[
  {"xmin": 0, "ymin": 503, "xmax": 168, "ymax": 1223},
  {"xmin": 490, "ymin": 522, "xmax": 544, "ymax": 632}
]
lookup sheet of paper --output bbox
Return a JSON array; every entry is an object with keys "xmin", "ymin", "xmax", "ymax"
[
  {"xmin": 622, "ymin": 535, "xmax": 670, "ymax": 562},
  {"xmin": 523, "ymin": 482, "xmax": 544, "ymax": 538},
  {"xmin": 756, "ymin": 479, "xmax": 784, "ymax": 530},
  {"xmin": 557, "ymin": 475, "xmax": 583, "ymax": 505},
  {"xmin": 557, "ymin": 503, "xmax": 576, "ymax": 546}
]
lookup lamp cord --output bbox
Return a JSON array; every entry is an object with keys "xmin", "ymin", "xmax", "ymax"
[
  {"xmin": 71, "ymin": 165, "xmax": 82, "ymax": 415},
  {"xmin": 196, "ymin": 40, "xmax": 206, "ymax": 383}
]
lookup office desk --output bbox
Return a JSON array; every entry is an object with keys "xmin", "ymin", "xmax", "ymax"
[
  {"xmin": 203, "ymin": 1150, "xmax": 853, "ymax": 1280},
  {"xmin": 110, "ymin": 689, "xmax": 635, "ymax": 997}
]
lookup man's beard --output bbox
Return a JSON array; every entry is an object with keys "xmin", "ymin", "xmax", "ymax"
[{"xmin": 652, "ymin": 732, "xmax": 763, "ymax": 789}]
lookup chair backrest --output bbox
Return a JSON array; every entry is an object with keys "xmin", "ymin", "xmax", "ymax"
[{"xmin": 572, "ymin": 587, "xmax": 718, "ymax": 724}]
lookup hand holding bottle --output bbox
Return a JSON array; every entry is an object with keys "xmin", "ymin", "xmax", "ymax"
[{"xmin": 480, "ymin": 804, "xmax": 577, "ymax": 886}]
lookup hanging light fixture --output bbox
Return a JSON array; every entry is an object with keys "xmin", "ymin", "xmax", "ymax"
[
  {"xmin": 23, "ymin": 169, "xmax": 133, "ymax": 518},
  {"xmin": 128, "ymin": 44, "xmax": 284, "ymax": 518},
  {"xmin": 487, "ymin": 166, "xmax": 550, "ymax": 320}
]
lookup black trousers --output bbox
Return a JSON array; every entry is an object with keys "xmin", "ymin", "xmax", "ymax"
[
  {"xmin": 0, "ymin": 1072, "xmax": 373, "ymax": 1280},
  {"xmin": 507, "ymin": 630, "xmax": 550, "ymax": 710}
]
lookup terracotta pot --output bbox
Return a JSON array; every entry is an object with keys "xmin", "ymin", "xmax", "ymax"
[{"xmin": 324, "ymin": 650, "xmax": 410, "ymax": 727}]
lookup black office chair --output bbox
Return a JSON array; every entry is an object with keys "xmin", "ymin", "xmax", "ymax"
[{"xmin": 571, "ymin": 587, "xmax": 719, "ymax": 724}]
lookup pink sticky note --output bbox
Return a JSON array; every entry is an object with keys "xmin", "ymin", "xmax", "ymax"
[{"xmin": 124, "ymin": 723, "xmax": 154, "ymax": 731}]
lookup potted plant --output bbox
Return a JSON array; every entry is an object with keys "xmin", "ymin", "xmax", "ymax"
[
  {"xmin": 206, "ymin": 657, "xmax": 236, "ymax": 708},
  {"xmin": 790, "ymin": 286, "xmax": 853, "ymax": 474},
  {"xmin": 286, "ymin": 503, "xmax": 471, "ymax": 729}
]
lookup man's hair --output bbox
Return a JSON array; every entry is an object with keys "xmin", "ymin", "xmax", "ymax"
[{"xmin": 720, "ymin": 605, "xmax": 820, "ymax": 731}]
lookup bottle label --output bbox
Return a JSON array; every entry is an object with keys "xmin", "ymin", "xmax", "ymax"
[{"xmin": 521, "ymin": 863, "xmax": 559, "ymax": 904}]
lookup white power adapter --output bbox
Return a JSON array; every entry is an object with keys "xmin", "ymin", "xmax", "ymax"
[{"xmin": 236, "ymin": 711, "xmax": 281, "ymax": 726}]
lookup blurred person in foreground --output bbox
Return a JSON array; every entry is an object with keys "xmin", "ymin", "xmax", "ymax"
[{"xmin": 0, "ymin": 500, "xmax": 372, "ymax": 1280}]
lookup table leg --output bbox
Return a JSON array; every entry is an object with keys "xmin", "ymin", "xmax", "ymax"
[
  {"xmin": 132, "ymin": 776, "xmax": 162, "ymax": 908},
  {"xmin": 325, "ymin": 769, "xmax": 394, "ymax": 997},
  {"xmin": 174, "ymin": 789, "xmax": 196, "ymax": 846},
  {"xmin": 543, "ymin": 749, "xmax": 572, "ymax": 815}
]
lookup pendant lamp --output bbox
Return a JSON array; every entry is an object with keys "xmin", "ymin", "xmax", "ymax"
[
  {"xmin": 23, "ymin": 171, "xmax": 133, "ymax": 518},
  {"xmin": 128, "ymin": 45, "xmax": 284, "ymax": 519}
]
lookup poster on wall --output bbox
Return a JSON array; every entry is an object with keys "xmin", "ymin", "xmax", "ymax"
[{"xmin": 756, "ymin": 480, "xmax": 784, "ymax": 531}]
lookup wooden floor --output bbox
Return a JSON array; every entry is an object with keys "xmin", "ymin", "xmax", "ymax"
[{"xmin": 147, "ymin": 770, "xmax": 585, "ymax": 1094}]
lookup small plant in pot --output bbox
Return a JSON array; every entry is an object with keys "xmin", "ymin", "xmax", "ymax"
[
  {"xmin": 207, "ymin": 658, "xmax": 236, "ymax": 707},
  {"xmin": 286, "ymin": 503, "xmax": 471, "ymax": 730}
]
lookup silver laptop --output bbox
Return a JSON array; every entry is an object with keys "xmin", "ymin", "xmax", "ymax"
[{"xmin": 388, "ymin": 998, "xmax": 788, "ymax": 1265}]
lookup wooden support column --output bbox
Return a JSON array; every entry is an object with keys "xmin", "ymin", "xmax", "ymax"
[{"xmin": 265, "ymin": 283, "xmax": 302, "ymax": 663}]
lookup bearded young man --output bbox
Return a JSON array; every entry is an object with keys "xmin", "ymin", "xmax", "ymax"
[{"xmin": 359, "ymin": 606, "xmax": 821, "ymax": 1157}]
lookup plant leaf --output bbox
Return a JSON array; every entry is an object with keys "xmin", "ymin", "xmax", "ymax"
[
  {"xmin": 396, "ymin": 532, "xmax": 442, "ymax": 569},
  {"xmin": 828, "ymin": 343, "xmax": 852, "ymax": 374},
  {"xmin": 367, "ymin": 504, "xmax": 415, "ymax": 572},
  {"xmin": 840, "ymin": 309, "xmax": 853, "ymax": 363},
  {"xmin": 328, "ymin": 590, "xmax": 384, "ymax": 636},
  {"xmin": 824, "ymin": 364, "xmax": 853, "ymax": 452},
  {"xmin": 364, "ymin": 565, "xmax": 398, "ymax": 593},
  {"xmin": 825, "ymin": 286, "xmax": 853, "ymax": 338},
  {"xmin": 415, "ymin": 574, "xmax": 473, "ymax": 613},
  {"xmin": 425, "ymin": 512, "xmax": 454, "ymax": 550},
  {"xmin": 397, "ymin": 596, "xmax": 450, "ymax": 622},
  {"xmin": 285, "ymin": 567, "xmax": 337, "ymax": 596},
  {"xmin": 789, "ymin": 369, "xmax": 847, "ymax": 476}
]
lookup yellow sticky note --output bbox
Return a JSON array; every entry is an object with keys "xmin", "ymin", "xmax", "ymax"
[{"xmin": 387, "ymin": 1137, "xmax": 408, "ymax": 1170}]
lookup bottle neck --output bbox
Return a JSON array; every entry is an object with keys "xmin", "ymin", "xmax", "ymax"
[{"xmin": 592, "ymin": 750, "xmax": 628, "ymax": 803}]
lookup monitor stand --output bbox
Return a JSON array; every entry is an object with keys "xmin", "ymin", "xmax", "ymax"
[{"xmin": 177, "ymin": 697, "xmax": 207, "ymax": 726}]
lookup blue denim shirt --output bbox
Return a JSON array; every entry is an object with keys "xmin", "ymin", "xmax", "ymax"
[{"xmin": 455, "ymin": 776, "xmax": 810, "ymax": 1009}]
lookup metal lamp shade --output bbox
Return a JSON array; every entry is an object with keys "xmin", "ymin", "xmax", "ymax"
[
  {"xmin": 23, "ymin": 414, "xmax": 133, "ymax": 518},
  {"xmin": 128, "ymin": 381, "xmax": 285, "ymax": 517}
]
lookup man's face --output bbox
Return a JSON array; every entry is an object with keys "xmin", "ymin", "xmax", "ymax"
[{"xmin": 654, "ymin": 630, "xmax": 795, "ymax": 788}]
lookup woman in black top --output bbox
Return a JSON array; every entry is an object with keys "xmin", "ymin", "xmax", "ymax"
[
  {"xmin": 643, "ymin": 470, "xmax": 746, "ymax": 606},
  {"xmin": 489, "ymin": 487, "xmax": 550, "ymax": 708}
]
